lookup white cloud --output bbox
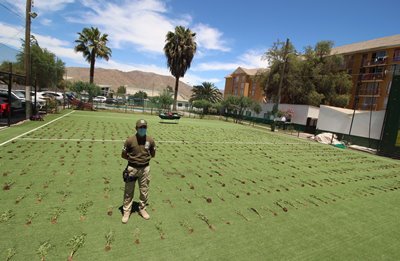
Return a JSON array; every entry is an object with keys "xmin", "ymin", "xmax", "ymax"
[
  {"xmin": 96, "ymin": 59, "xmax": 170, "ymax": 76},
  {"xmin": 34, "ymin": 0, "xmax": 75, "ymax": 12},
  {"xmin": 195, "ymin": 62, "xmax": 242, "ymax": 71},
  {"xmin": 4, "ymin": 0, "xmax": 75, "ymax": 14},
  {"xmin": 68, "ymin": 0, "xmax": 183, "ymax": 54},
  {"xmin": 181, "ymin": 73, "xmax": 222, "ymax": 86},
  {"xmin": 32, "ymin": 33, "xmax": 84, "ymax": 63},
  {"xmin": 192, "ymin": 23, "xmax": 230, "ymax": 52},
  {"xmin": 194, "ymin": 48, "xmax": 269, "ymax": 72},
  {"xmin": 238, "ymin": 49, "xmax": 269, "ymax": 68},
  {"xmin": 40, "ymin": 18, "xmax": 52, "ymax": 26},
  {"xmin": 0, "ymin": 22, "xmax": 25, "ymax": 49}
]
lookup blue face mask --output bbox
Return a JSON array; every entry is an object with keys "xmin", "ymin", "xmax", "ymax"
[{"xmin": 137, "ymin": 128, "xmax": 147, "ymax": 137}]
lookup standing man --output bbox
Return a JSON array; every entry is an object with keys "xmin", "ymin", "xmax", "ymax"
[{"xmin": 121, "ymin": 119, "xmax": 156, "ymax": 224}]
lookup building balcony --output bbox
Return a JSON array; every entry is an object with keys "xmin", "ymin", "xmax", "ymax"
[
  {"xmin": 360, "ymin": 72, "xmax": 385, "ymax": 82},
  {"xmin": 362, "ymin": 57, "xmax": 387, "ymax": 67}
]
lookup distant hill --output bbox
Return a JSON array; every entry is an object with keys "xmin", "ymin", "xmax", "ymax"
[{"xmin": 65, "ymin": 67, "xmax": 193, "ymax": 100}]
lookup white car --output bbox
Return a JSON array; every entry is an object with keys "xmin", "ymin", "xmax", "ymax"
[
  {"xmin": 40, "ymin": 91, "xmax": 65, "ymax": 103},
  {"xmin": 93, "ymin": 96, "xmax": 107, "ymax": 102},
  {"xmin": 14, "ymin": 90, "xmax": 47, "ymax": 109}
]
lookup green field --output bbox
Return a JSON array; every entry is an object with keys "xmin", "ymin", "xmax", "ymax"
[{"xmin": 1, "ymin": 110, "xmax": 399, "ymax": 260}]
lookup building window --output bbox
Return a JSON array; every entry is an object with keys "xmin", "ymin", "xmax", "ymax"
[
  {"xmin": 393, "ymin": 49, "xmax": 400, "ymax": 62},
  {"xmin": 361, "ymin": 54, "xmax": 368, "ymax": 67},
  {"xmin": 178, "ymin": 103, "xmax": 182, "ymax": 107},
  {"xmin": 251, "ymin": 81, "xmax": 256, "ymax": 96},
  {"xmin": 233, "ymin": 76, "xmax": 239, "ymax": 95},
  {"xmin": 361, "ymin": 97, "xmax": 377, "ymax": 110},
  {"xmin": 371, "ymin": 51, "xmax": 387, "ymax": 64}
]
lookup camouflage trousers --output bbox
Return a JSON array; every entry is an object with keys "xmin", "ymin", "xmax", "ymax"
[{"xmin": 123, "ymin": 165, "xmax": 151, "ymax": 214}]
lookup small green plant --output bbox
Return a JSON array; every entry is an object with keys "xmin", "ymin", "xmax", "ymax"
[
  {"xmin": 50, "ymin": 207, "xmax": 65, "ymax": 224},
  {"xmin": 179, "ymin": 220, "xmax": 194, "ymax": 234},
  {"xmin": 36, "ymin": 241, "xmax": 53, "ymax": 261},
  {"xmin": 67, "ymin": 233, "xmax": 86, "ymax": 260},
  {"xmin": 15, "ymin": 194, "xmax": 26, "ymax": 204},
  {"xmin": 107, "ymin": 205, "xmax": 113, "ymax": 216},
  {"xmin": 3, "ymin": 180, "xmax": 15, "ymax": 190},
  {"xmin": 197, "ymin": 212, "xmax": 215, "ymax": 231},
  {"xmin": 104, "ymin": 230, "xmax": 115, "ymax": 251},
  {"xmin": 6, "ymin": 247, "xmax": 16, "ymax": 261},
  {"xmin": 235, "ymin": 210, "xmax": 250, "ymax": 221},
  {"xmin": 57, "ymin": 191, "xmax": 72, "ymax": 202},
  {"xmin": 132, "ymin": 228, "xmax": 140, "ymax": 244},
  {"xmin": 26, "ymin": 212, "xmax": 37, "ymax": 225},
  {"xmin": 77, "ymin": 201, "xmax": 93, "ymax": 220},
  {"xmin": 35, "ymin": 192, "xmax": 48, "ymax": 203},
  {"xmin": 155, "ymin": 222, "xmax": 166, "ymax": 239},
  {"xmin": 1, "ymin": 210, "xmax": 15, "ymax": 223}
]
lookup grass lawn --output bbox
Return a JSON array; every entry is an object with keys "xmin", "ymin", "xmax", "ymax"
[{"xmin": 1, "ymin": 109, "xmax": 399, "ymax": 260}]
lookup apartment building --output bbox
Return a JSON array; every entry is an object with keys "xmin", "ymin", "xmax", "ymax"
[
  {"xmin": 223, "ymin": 67, "xmax": 265, "ymax": 102},
  {"xmin": 331, "ymin": 34, "xmax": 400, "ymax": 111}
]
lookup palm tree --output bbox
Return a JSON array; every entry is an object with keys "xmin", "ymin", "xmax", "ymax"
[
  {"xmin": 190, "ymin": 82, "xmax": 223, "ymax": 114},
  {"xmin": 164, "ymin": 26, "xmax": 197, "ymax": 111},
  {"xmin": 74, "ymin": 27, "xmax": 112, "ymax": 84}
]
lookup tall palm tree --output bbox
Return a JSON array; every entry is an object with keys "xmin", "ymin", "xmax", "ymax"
[
  {"xmin": 74, "ymin": 27, "xmax": 112, "ymax": 84},
  {"xmin": 190, "ymin": 82, "xmax": 223, "ymax": 103},
  {"xmin": 164, "ymin": 26, "xmax": 197, "ymax": 111}
]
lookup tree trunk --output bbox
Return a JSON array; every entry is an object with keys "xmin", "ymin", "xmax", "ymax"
[
  {"xmin": 89, "ymin": 51, "xmax": 96, "ymax": 84},
  {"xmin": 173, "ymin": 76, "xmax": 179, "ymax": 111}
]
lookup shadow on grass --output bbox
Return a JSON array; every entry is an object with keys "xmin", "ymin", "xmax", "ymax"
[
  {"xmin": 159, "ymin": 121, "xmax": 179, "ymax": 124},
  {"xmin": 118, "ymin": 201, "xmax": 140, "ymax": 215}
]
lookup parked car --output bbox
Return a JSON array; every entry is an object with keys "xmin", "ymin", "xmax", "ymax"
[
  {"xmin": 0, "ymin": 89, "xmax": 23, "ymax": 109},
  {"xmin": 15, "ymin": 90, "xmax": 47, "ymax": 109},
  {"xmin": 105, "ymin": 98, "xmax": 117, "ymax": 104},
  {"xmin": 40, "ymin": 91, "xmax": 65, "ymax": 104},
  {"xmin": 93, "ymin": 96, "xmax": 107, "ymax": 103},
  {"xmin": 0, "ymin": 97, "xmax": 11, "ymax": 116}
]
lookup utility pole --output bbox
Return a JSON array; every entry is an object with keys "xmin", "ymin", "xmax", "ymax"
[
  {"xmin": 271, "ymin": 38, "xmax": 290, "ymax": 131},
  {"xmin": 25, "ymin": 0, "xmax": 33, "ymax": 119}
]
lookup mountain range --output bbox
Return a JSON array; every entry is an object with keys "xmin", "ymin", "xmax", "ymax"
[{"xmin": 65, "ymin": 67, "xmax": 193, "ymax": 99}]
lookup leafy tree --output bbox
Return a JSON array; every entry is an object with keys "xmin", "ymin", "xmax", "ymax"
[
  {"xmin": 158, "ymin": 88, "xmax": 174, "ymax": 110},
  {"xmin": 69, "ymin": 81, "xmax": 100, "ymax": 101},
  {"xmin": 2, "ymin": 39, "xmax": 65, "ymax": 89},
  {"xmin": 190, "ymin": 82, "xmax": 222, "ymax": 114},
  {"xmin": 116, "ymin": 86, "xmax": 126, "ymax": 100},
  {"xmin": 260, "ymin": 39, "xmax": 352, "ymax": 108},
  {"xmin": 74, "ymin": 27, "xmax": 112, "ymax": 84},
  {"xmin": 129, "ymin": 91, "xmax": 148, "ymax": 106},
  {"xmin": 164, "ymin": 26, "xmax": 197, "ymax": 111},
  {"xmin": 221, "ymin": 95, "xmax": 253, "ymax": 123},
  {"xmin": 192, "ymin": 99, "xmax": 211, "ymax": 118}
]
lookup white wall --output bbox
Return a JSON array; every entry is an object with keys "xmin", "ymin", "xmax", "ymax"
[
  {"xmin": 317, "ymin": 105, "xmax": 385, "ymax": 140},
  {"xmin": 254, "ymin": 103, "xmax": 320, "ymax": 125}
]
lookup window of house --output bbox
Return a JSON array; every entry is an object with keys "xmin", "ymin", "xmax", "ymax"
[
  {"xmin": 251, "ymin": 81, "xmax": 256, "ymax": 96},
  {"xmin": 361, "ymin": 97, "xmax": 377, "ymax": 110},
  {"xmin": 394, "ymin": 49, "xmax": 400, "ymax": 61},
  {"xmin": 178, "ymin": 103, "xmax": 182, "ymax": 107},
  {"xmin": 240, "ymin": 83, "xmax": 244, "ymax": 96},
  {"xmin": 233, "ymin": 76, "xmax": 239, "ymax": 95},
  {"xmin": 361, "ymin": 54, "xmax": 368, "ymax": 66},
  {"xmin": 372, "ymin": 51, "xmax": 387, "ymax": 63}
]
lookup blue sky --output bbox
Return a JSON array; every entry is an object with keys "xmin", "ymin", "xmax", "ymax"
[{"xmin": 1, "ymin": 0, "xmax": 399, "ymax": 89}]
